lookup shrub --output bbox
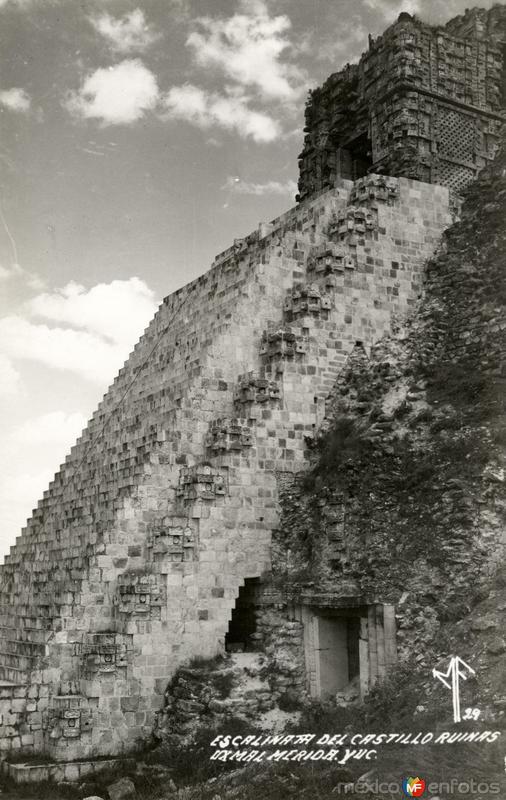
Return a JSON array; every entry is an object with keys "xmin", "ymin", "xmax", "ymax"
[
  {"xmin": 211, "ymin": 670, "xmax": 235, "ymax": 699},
  {"xmin": 277, "ymin": 691, "xmax": 303, "ymax": 712},
  {"xmin": 303, "ymin": 416, "xmax": 370, "ymax": 490}
]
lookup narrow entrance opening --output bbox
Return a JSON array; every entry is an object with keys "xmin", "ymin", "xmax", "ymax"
[
  {"xmin": 347, "ymin": 617, "xmax": 361, "ymax": 682},
  {"xmin": 303, "ymin": 602, "xmax": 397, "ymax": 702},
  {"xmin": 225, "ymin": 578, "xmax": 260, "ymax": 652},
  {"xmin": 317, "ymin": 616, "xmax": 360, "ymax": 699},
  {"xmin": 336, "ymin": 132, "xmax": 373, "ymax": 181},
  {"xmin": 315, "ymin": 610, "xmax": 366, "ymax": 702}
]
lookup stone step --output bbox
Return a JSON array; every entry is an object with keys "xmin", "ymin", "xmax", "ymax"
[
  {"xmin": 0, "ymin": 625, "xmax": 50, "ymax": 644},
  {"xmin": 1, "ymin": 639, "xmax": 46, "ymax": 657},
  {"xmin": 0, "ymin": 650, "xmax": 40, "ymax": 671},
  {"xmin": 0, "ymin": 664, "xmax": 29, "ymax": 684},
  {"xmin": 0, "ymin": 594, "xmax": 74, "ymax": 610},
  {"xmin": 0, "ymin": 619, "xmax": 53, "ymax": 636},
  {"xmin": 0, "ymin": 602, "xmax": 55, "ymax": 616},
  {"xmin": 3, "ymin": 756, "xmax": 135, "ymax": 784},
  {"xmin": 0, "ymin": 613, "xmax": 53, "ymax": 630}
]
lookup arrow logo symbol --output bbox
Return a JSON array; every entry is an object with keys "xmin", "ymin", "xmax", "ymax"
[{"xmin": 433, "ymin": 656, "xmax": 475, "ymax": 723}]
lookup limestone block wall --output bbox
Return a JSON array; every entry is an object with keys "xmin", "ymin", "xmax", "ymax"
[{"xmin": 0, "ymin": 175, "xmax": 450, "ymax": 759}]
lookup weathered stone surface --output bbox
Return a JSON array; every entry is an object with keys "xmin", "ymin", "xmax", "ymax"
[
  {"xmin": 487, "ymin": 638, "xmax": 506, "ymax": 655},
  {"xmin": 273, "ymin": 138, "xmax": 506, "ymax": 713},
  {"xmin": 107, "ymin": 777, "xmax": 136, "ymax": 800},
  {"xmin": 0, "ymin": 168, "xmax": 451, "ymax": 760},
  {"xmin": 471, "ymin": 617, "xmax": 498, "ymax": 632},
  {"xmin": 298, "ymin": 7, "xmax": 506, "ymax": 201},
  {"xmin": 0, "ymin": 2, "xmax": 503, "ymax": 768}
]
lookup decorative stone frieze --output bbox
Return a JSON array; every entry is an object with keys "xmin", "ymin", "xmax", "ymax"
[
  {"xmin": 44, "ymin": 695, "xmax": 92, "ymax": 741},
  {"xmin": 283, "ymin": 284, "xmax": 333, "ymax": 321},
  {"xmin": 206, "ymin": 419, "xmax": 253, "ymax": 453},
  {"xmin": 332, "ymin": 206, "xmax": 378, "ymax": 241},
  {"xmin": 259, "ymin": 327, "xmax": 307, "ymax": 360},
  {"xmin": 76, "ymin": 633, "xmax": 130, "ymax": 677},
  {"xmin": 307, "ymin": 243, "xmax": 356, "ymax": 274},
  {"xmin": 115, "ymin": 573, "xmax": 166, "ymax": 620},
  {"xmin": 176, "ymin": 465, "xmax": 227, "ymax": 502},
  {"xmin": 349, "ymin": 175, "xmax": 400, "ymax": 207},
  {"xmin": 148, "ymin": 522, "xmax": 196, "ymax": 562},
  {"xmin": 234, "ymin": 373, "xmax": 281, "ymax": 407}
]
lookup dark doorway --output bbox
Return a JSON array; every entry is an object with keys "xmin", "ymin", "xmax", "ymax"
[
  {"xmin": 225, "ymin": 578, "xmax": 260, "ymax": 652},
  {"xmin": 337, "ymin": 133, "xmax": 373, "ymax": 181},
  {"xmin": 347, "ymin": 617, "xmax": 361, "ymax": 682},
  {"xmin": 314, "ymin": 610, "xmax": 365, "ymax": 700}
]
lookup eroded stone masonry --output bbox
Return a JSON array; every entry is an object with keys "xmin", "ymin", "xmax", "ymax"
[
  {"xmin": 298, "ymin": 5, "xmax": 506, "ymax": 199},
  {"xmin": 0, "ymin": 6, "xmax": 504, "ymax": 769}
]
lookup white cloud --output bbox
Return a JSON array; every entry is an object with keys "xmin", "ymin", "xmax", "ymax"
[
  {"xmin": 0, "ymin": 0, "xmax": 33, "ymax": 8},
  {"xmin": 0, "ymin": 87, "xmax": 31, "ymax": 112},
  {"xmin": 0, "ymin": 316, "xmax": 129, "ymax": 383},
  {"xmin": 0, "ymin": 262, "xmax": 45, "ymax": 290},
  {"xmin": 186, "ymin": 0, "xmax": 304, "ymax": 102},
  {"xmin": 26, "ymin": 277, "xmax": 157, "ymax": 346},
  {"xmin": 0, "ymin": 354, "xmax": 21, "ymax": 396},
  {"xmin": 10, "ymin": 410, "xmax": 87, "ymax": 445},
  {"xmin": 66, "ymin": 59, "xmax": 159, "ymax": 125},
  {"xmin": 91, "ymin": 9, "xmax": 159, "ymax": 53},
  {"xmin": 0, "ymin": 277, "xmax": 158, "ymax": 383},
  {"xmin": 163, "ymin": 1, "xmax": 305, "ymax": 143},
  {"xmin": 163, "ymin": 84, "xmax": 280, "ymax": 143},
  {"xmin": 224, "ymin": 176, "xmax": 297, "ymax": 196},
  {"xmin": 0, "ymin": 0, "xmax": 66, "ymax": 8}
]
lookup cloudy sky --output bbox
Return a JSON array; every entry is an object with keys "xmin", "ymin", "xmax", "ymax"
[{"xmin": 0, "ymin": 0, "xmax": 499, "ymax": 558}]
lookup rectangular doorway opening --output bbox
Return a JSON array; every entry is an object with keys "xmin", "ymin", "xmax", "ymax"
[
  {"xmin": 300, "ymin": 602, "xmax": 397, "ymax": 703},
  {"xmin": 337, "ymin": 132, "xmax": 373, "ymax": 181},
  {"xmin": 315, "ymin": 612, "xmax": 364, "ymax": 702}
]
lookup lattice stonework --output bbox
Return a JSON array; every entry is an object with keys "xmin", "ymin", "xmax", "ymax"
[
  {"xmin": 437, "ymin": 161, "xmax": 476, "ymax": 193},
  {"xmin": 437, "ymin": 107, "xmax": 477, "ymax": 161}
]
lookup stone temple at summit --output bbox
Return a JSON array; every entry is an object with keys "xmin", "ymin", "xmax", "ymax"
[{"xmin": 0, "ymin": 5, "xmax": 504, "ymax": 776}]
